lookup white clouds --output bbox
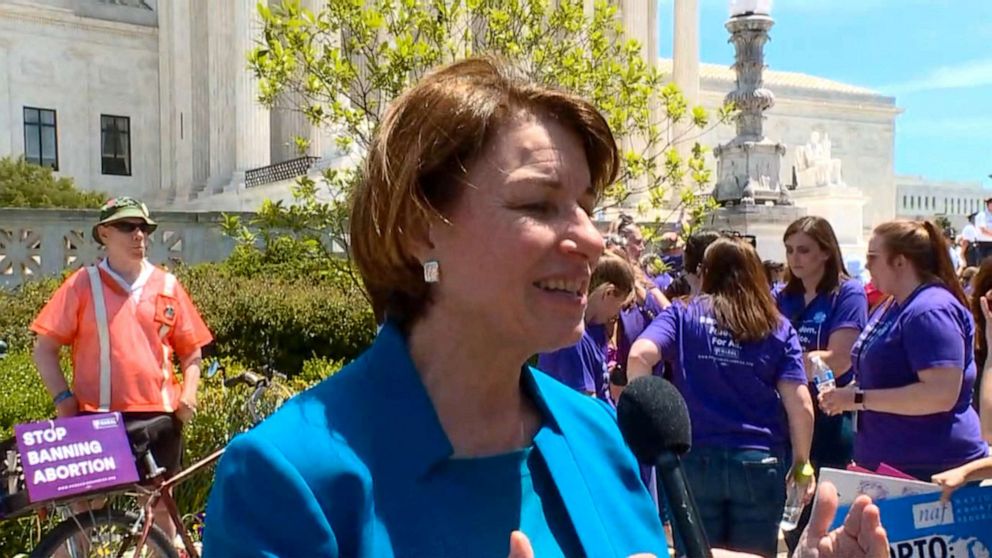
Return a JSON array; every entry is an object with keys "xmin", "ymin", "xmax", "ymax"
[{"xmin": 881, "ymin": 59, "xmax": 992, "ymax": 95}]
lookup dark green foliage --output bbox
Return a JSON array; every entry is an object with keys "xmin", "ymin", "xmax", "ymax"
[{"xmin": 0, "ymin": 156, "xmax": 106, "ymax": 208}]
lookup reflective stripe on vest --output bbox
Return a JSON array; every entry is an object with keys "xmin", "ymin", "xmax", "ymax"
[
  {"xmin": 86, "ymin": 266, "xmax": 113, "ymax": 412},
  {"xmin": 159, "ymin": 273, "xmax": 177, "ymax": 412}
]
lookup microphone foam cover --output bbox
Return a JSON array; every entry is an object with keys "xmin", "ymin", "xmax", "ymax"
[{"xmin": 617, "ymin": 375, "xmax": 692, "ymax": 463}]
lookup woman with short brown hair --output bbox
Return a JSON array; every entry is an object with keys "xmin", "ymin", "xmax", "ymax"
[{"xmin": 204, "ymin": 56, "xmax": 667, "ymax": 557}]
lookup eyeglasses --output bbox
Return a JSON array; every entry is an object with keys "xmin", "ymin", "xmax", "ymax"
[{"xmin": 107, "ymin": 221, "xmax": 152, "ymax": 234}]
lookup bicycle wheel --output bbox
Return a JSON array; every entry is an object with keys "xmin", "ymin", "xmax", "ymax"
[
  {"xmin": 29, "ymin": 508, "xmax": 178, "ymax": 558},
  {"xmin": 247, "ymin": 382, "xmax": 294, "ymax": 424}
]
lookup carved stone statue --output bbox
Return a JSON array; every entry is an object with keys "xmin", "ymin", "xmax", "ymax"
[{"xmin": 795, "ymin": 131, "xmax": 844, "ymax": 188}]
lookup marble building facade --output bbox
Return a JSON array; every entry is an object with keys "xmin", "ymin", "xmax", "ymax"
[{"xmin": 1, "ymin": 0, "xmax": 965, "ymax": 233}]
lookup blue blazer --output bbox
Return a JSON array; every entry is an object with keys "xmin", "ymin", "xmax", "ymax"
[{"xmin": 202, "ymin": 323, "xmax": 666, "ymax": 557}]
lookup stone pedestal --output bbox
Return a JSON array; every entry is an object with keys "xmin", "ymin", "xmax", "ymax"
[
  {"xmin": 704, "ymin": 204, "xmax": 806, "ymax": 262},
  {"xmin": 790, "ymin": 184, "xmax": 870, "ymax": 269}
]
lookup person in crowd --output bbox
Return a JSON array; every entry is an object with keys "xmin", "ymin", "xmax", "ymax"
[
  {"xmin": 863, "ymin": 280, "xmax": 886, "ymax": 313},
  {"xmin": 538, "ymin": 253, "xmax": 634, "ymax": 406},
  {"xmin": 661, "ymin": 230, "xmax": 723, "ymax": 301},
  {"xmin": 627, "ymin": 237, "xmax": 815, "ymax": 557},
  {"xmin": 820, "ymin": 220, "xmax": 989, "ymax": 481},
  {"xmin": 974, "ymin": 198, "xmax": 992, "ymax": 261},
  {"xmin": 959, "ymin": 212, "xmax": 979, "ymax": 267},
  {"xmin": 763, "ymin": 260, "xmax": 786, "ymax": 291},
  {"xmin": 776, "ymin": 216, "xmax": 868, "ymax": 553},
  {"xmin": 650, "ymin": 232, "xmax": 684, "ymax": 291},
  {"xmin": 947, "ymin": 227, "xmax": 963, "ymax": 273},
  {"xmin": 201, "ymin": 56, "xmax": 670, "ymax": 557},
  {"xmin": 960, "ymin": 265, "xmax": 978, "ymax": 295},
  {"xmin": 968, "ymin": 262, "xmax": 992, "ymax": 440},
  {"xmin": 31, "ymin": 196, "xmax": 213, "ymax": 542}
]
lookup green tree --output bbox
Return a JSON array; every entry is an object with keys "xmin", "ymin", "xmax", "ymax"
[
  {"xmin": 0, "ymin": 156, "xmax": 106, "ymax": 208},
  {"xmin": 226, "ymin": 0, "xmax": 732, "ymax": 291}
]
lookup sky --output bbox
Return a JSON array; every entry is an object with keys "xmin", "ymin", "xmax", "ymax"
[{"xmin": 656, "ymin": 0, "xmax": 992, "ymax": 188}]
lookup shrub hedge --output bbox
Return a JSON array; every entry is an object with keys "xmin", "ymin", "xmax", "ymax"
[{"xmin": 0, "ymin": 261, "xmax": 376, "ymax": 375}]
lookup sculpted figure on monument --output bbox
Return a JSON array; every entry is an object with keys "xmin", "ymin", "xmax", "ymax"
[{"xmin": 795, "ymin": 131, "xmax": 844, "ymax": 187}]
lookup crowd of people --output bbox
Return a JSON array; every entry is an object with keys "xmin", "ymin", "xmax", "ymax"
[
  {"xmin": 543, "ymin": 212, "xmax": 992, "ymax": 556},
  {"xmin": 28, "ymin": 54, "xmax": 992, "ymax": 557}
]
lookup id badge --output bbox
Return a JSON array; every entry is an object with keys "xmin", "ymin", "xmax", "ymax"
[{"xmin": 155, "ymin": 294, "xmax": 178, "ymax": 327}]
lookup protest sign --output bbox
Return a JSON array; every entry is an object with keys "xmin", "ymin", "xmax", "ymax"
[{"xmin": 14, "ymin": 413, "xmax": 139, "ymax": 503}]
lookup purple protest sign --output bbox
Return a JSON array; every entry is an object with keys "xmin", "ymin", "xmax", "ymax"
[{"xmin": 14, "ymin": 413, "xmax": 139, "ymax": 503}]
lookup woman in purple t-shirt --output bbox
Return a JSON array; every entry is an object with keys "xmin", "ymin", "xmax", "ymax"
[
  {"xmin": 776, "ymin": 217, "xmax": 868, "ymax": 552},
  {"xmin": 820, "ymin": 220, "xmax": 989, "ymax": 481},
  {"xmin": 627, "ymin": 237, "xmax": 815, "ymax": 557},
  {"xmin": 538, "ymin": 253, "xmax": 635, "ymax": 406}
]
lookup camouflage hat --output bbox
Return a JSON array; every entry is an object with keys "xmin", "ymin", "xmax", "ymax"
[{"xmin": 91, "ymin": 196, "xmax": 157, "ymax": 245}]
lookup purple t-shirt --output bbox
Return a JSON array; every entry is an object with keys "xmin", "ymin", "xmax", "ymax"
[
  {"xmin": 851, "ymin": 284, "xmax": 988, "ymax": 471},
  {"xmin": 617, "ymin": 294, "xmax": 666, "ymax": 375},
  {"xmin": 652, "ymin": 273, "xmax": 674, "ymax": 292},
  {"xmin": 776, "ymin": 278, "xmax": 868, "ymax": 386},
  {"xmin": 638, "ymin": 297, "xmax": 806, "ymax": 451},
  {"xmin": 537, "ymin": 323, "xmax": 613, "ymax": 406}
]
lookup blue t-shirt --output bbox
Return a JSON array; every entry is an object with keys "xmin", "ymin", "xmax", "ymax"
[
  {"xmin": 638, "ymin": 297, "xmax": 806, "ymax": 451},
  {"xmin": 436, "ymin": 437, "xmax": 583, "ymax": 557},
  {"xmin": 776, "ymin": 278, "xmax": 868, "ymax": 385},
  {"xmin": 851, "ymin": 284, "xmax": 988, "ymax": 472},
  {"xmin": 538, "ymin": 324, "xmax": 612, "ymax": 406}
]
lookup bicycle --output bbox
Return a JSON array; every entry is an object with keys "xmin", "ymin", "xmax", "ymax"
[{"xmin": 0, "ymin": 361, "xmax": 293, "ymax": 558}]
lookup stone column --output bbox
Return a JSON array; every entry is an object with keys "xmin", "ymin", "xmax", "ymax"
[
  {"xmin": 157, "ymin": 0, "xmax": 194, "ymax": 203},
  {"xmin": 673, "ymin": 0, "xmax": 700, "ymax": 157},
  {"xmin": 619, "ymin": 0, "xmax": 657, "ymax": 70},
  {"xmin": 269, "ymin": 0, "xmax": 317, "ymax": 164},
  {"xmin": 207, "ymin": 0, "xmax": 236, "ymax": 191},
  {"xmin": 189, "ymin": 0, "xmax": 211, "ymax": 191},
  {"xmin": 233, "ymin": 0, "xmax": 271, "ymax": 180}
]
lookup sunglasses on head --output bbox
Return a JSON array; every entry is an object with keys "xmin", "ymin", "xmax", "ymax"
[{"xmin": 107, "ymin": 221, "xmax": 152, "ymax": 234}]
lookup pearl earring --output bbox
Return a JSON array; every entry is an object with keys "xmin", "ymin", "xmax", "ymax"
[{"xmin": 423, "ymin": 260, "xmax": 440, "ymax": 283}]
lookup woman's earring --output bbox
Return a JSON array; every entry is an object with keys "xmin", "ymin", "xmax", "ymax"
[{"xmin": 423, "ymin": 260, "xmax": 440, "ymax": 283}]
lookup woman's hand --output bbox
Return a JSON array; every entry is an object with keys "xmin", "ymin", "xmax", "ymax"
[
  {"xmin": 795, "ymin": 481, "xmax": 889, "ymax": 558},
  {"xmin": 818, "ymin": 384, "xmax": 857, "ymax": 416},
  {"xmin": 507, "ymin": 531, "xmax": 656, "ymax": 558},
  {"xmin": 787, "ymin": 462, "xmax": 817, "ymax": 506}
]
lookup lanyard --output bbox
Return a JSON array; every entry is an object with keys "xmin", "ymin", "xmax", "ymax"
[{"xmin": 852, "ymin": 283, "xmax": 932, "ymax": 378}]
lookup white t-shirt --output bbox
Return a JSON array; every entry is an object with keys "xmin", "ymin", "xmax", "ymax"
[
  {"xmin": 961, "ymin": 223, "xmax": 978, "ymax": 243},
  {"xmin": 974, "ymin": 211, "xmax": 992, "ymax": 242}
]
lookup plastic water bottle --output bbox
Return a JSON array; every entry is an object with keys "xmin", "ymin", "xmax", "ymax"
[
  {"xmin": 810, "ymin": 355, "xmax": 835, "ymax": 393},
  {"xmin": 781, "ymin": 462, "xmax": 815, "ymax": 531}
]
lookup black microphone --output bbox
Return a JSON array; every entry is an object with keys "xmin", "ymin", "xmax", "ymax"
[{"xmin": 617, "ymin": 376, "xmax": 712, "ymax": 558}]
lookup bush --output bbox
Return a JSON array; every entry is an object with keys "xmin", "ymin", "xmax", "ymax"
[
  {"xmin": 177, "ymin": 263, "xmax": 376, "ymax": 375},
  {"xmin": 0, "ymin": 156, "xmax": 106, "ymax": 208},
  {"xmin": 0, "ymin": 277, "xmax": 62, "ymax": 354},
  {"xmin": 0, "ymin": 351, "xmax": 55, "ymax": 438}
]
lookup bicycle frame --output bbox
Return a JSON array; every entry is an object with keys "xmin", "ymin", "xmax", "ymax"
[{"xmin": 129, "ymin": 447, "xmax": 226, "ymax": 558}]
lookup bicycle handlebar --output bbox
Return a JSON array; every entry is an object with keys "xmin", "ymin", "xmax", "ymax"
[{"xmin": 219, "ymin": 365, "xmax": 287, "ymax": 389}]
